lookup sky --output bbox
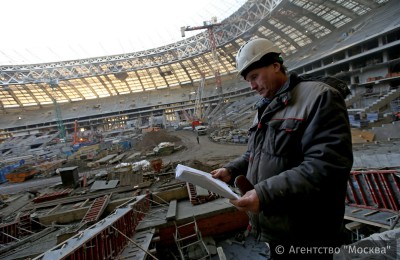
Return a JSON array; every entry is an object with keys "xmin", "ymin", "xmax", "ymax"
[{"xmin": 0, "ymin": 0, "xmax": 246, "ymax": 65}]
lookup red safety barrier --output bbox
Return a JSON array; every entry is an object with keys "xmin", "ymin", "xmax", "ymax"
[
  {"xmin": 346, "ymin": 170, "xmax": 400, "ymax": 212},
  {"xmin": 0, "ymin": 212, "xmax": 32, "ymax": 244},
  {"xmin": 34, "ymin": 193, "xmax": 150, "ymax": 260},
  {"xmin": 0, "ymin": 220, "xmax": 18, "ymax": 244}
]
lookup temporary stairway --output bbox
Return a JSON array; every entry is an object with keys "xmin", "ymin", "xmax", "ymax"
[
  {"xmin": 365, "ymin": 89, "xmax": 400, "ymax": 113},
  {"xmin": 345, "ymin": 93, "xmax": 363, "ymax": 108},
  {"xmin": 174, "ymin": 216, "xmax": 210, "ymax": 260},
  {"xmin": 81, "ymin": 195, "xmax": 110, "ymax": 225}
]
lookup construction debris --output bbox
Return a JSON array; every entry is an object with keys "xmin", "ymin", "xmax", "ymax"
[
  {"xmin": 0, "ymin": 127, "xmax": 399, "ymax": 259},
  {"xmin": 5, "ymin": 165, "xmax": 40, "ymax": 183}
]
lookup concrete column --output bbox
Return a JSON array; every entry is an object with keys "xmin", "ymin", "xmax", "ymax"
[
  {"xmin": 175, "ymin": 111, "xmax": 181, "ymax": 121},
  {"xmin": 162, "ymin": 114, "xmax": 167, "ymax": 127},
  {"xmin": 382, "ymin": 50, "xmax": 389, "ymax": 63},
  {"xmin": 378, "ymin": 36, "xmax": 383, "ymax": 47},
  {"xmin": 350, "ymin": 76, "xmax": 355, "ymax": 85}
]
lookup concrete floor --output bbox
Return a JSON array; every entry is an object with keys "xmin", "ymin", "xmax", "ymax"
[{"xmin": 211, "ymin": 234, "xmax": 270, "ymax": 260}]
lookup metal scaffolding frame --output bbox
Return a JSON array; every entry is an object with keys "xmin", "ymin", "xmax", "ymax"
[{"xmin": 0, "ymin": 0, "xmax": 387, "ymax": 110}]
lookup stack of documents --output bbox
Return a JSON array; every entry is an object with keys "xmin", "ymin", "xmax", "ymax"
[{"xmin": 175, "ymin": 164, "xmax": 239, "ymax": 199}]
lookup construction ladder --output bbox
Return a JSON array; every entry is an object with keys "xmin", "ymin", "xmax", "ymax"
[
  {"xmin": 174, "ymin": 216, "xmax": 210, "ymax": 260},
  {"xmin": 81, "ymin": 195, "xmax": 110, "ymax": 225}
]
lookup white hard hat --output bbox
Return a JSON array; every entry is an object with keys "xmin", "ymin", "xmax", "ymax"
[{"xmin": 236, "ymin": 38, "xmax": 282, "ymax": 77}]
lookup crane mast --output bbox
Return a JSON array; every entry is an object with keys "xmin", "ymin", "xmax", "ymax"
[
  {"xmin": 49, "ymin": 80, "xmax": 66, "ymax": 142},
  {"xmin": 194, "ymin": 74, "xmax": 206, "ymax": 121},
  {"xmin": 181, "ymin": 18, "xmax": 224, "ymax": 121}
]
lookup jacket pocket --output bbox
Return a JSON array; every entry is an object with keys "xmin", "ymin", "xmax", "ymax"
[{"xmin": 264, "ymin": 118, "xmax": 304, "ymax": 157}]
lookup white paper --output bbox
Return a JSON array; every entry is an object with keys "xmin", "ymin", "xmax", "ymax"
[{"xmin": 175, "ymin": 164, "xmax": 240, "ymax": 199}]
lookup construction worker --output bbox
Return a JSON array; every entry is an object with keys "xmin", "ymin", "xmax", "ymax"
[{"xmin": 211, "ymin": 38, "xmax": 353, "ymax": 259}]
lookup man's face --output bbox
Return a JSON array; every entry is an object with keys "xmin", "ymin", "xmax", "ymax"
[{"xmin": 244, "ymin": 63, "xmax": 280, "ymax": 99}]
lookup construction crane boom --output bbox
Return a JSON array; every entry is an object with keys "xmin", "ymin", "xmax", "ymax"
[{"xmin": 181, "ymin": 21, "xmax": 223, "ymax": 33}]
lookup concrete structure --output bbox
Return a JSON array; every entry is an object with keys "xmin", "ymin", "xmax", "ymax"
[{"xmin": 1, "ymin": 0, "xmax": 399, "ymax": 140}]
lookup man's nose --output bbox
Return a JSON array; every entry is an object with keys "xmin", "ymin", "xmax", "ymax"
[{"xmin": 250, "ymin": 81, "xmax": 257, "ymax": 90}]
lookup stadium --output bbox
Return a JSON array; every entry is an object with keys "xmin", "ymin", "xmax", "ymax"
[
  {"xmin": 0, "ymin": 0, "xmax": 400, "ymax": 259},
  {"xmin": 1, "ymin": 0, "xmax": 399, "ymax": 141}
]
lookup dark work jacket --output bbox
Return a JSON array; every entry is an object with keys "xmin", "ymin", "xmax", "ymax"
[{"xmin": 225, "ymin": 74, "xmax": 353, "ymax": 245}]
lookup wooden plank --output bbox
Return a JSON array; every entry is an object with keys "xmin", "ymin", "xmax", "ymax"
[
  {"xmin": 345, "ymin": 221, "xmax": 364, "ymax": 231},
  {"xmin": 152, "ymin": 236, "xmax": 160, "ymax": 242},
  {"xmin": 351, "ymin": 208, "xmax": 362, "ymax": 214},
  {"xmin": 95, "ymin": 154, "xmax": 117, "ymax": 164},
  {"xmin": 351, "ymin": 129, "xmax": 375, "ymax": 143},
  {"xmin": 364, "ymin": 210, "xmax": 379, "ymax": 217},
  {"xmin": 344, "ymin": 215, "xmax": 390, "ymax": 229},
  {"xmin": 217, "ymin": 246, "xmax": 227, "ymax": 260},
  {"xmin": 119, "ymin": 228, "xmax": 155, "ymax": 260},
  {"xmin": 46, "ymin": 204, "xmax": 61, "ymax": 215},
  {"xmin": 166, "ymin": 200, "xmax": 177, "ymax": 221},
  {"xmin": 152, "ymin": 186, "xmax": 188, "ymax": 204},
  {"xmin": 79, "ymin": 198, "xmax": 90, "ymax": 208}
]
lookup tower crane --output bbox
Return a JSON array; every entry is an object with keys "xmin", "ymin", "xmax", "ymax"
[
  {"xmin": 52, "ymin": 96, "xmax": 66, "ymax": 141},
  {"xmin": 181, "ymin": 17, "xmax": 224, "ymax": 121},
  {"xmin": 49, "ymin": 79, "xmax": 66, "ymax": 142}
]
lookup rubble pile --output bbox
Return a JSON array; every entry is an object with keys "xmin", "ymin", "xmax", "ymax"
[
  {"xmin": 135, "ymin": 130, "xmax": 181, "ymax": 152},
  {"xmin": 209, "ymin": 128, "xmax": 249, "ymax": 144},
  {"xmin": 153, "ymin": 142, "xmax": 175, "ymax": 155}
]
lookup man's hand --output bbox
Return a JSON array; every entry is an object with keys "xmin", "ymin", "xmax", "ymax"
[
  {"xmin": 229, "ymin": 189, "xmax": 260, "ymax": 213},
  {"xmin": 210, "ymin": 168, "xmax": 231, "ymax": 183}
]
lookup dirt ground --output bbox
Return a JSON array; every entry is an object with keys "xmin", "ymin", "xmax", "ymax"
[{"xmin": 157, "ymin": 129, "xmax": 247, "ymax": 165}]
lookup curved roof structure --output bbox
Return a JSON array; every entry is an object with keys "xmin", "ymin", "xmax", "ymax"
[{"xmin": 0, "ymin": 0, "xmax": 391, "ymax": 110}]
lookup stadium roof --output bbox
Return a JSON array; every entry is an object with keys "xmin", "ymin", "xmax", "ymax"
[{"xmin": 0, "ymin": 0, "xmax": 393, "ymax": 110}]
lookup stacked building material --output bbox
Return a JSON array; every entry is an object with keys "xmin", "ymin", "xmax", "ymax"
[
  {"xmin": 32, "ymin": 189, "xmax": 73, "ymax": 203},
  {"xmin": 186, "ymin": 182, "xmax": 219, "ymax": 205}
]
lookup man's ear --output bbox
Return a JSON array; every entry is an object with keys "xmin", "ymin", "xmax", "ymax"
[{"xmin": 272, "ymin": 62, "xmax": 281, "ymax": 72}]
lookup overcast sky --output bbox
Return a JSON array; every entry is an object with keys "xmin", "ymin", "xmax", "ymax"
[{"xmin": 0, "ymin": 0, "xmax": 245, "ymax": 65}]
